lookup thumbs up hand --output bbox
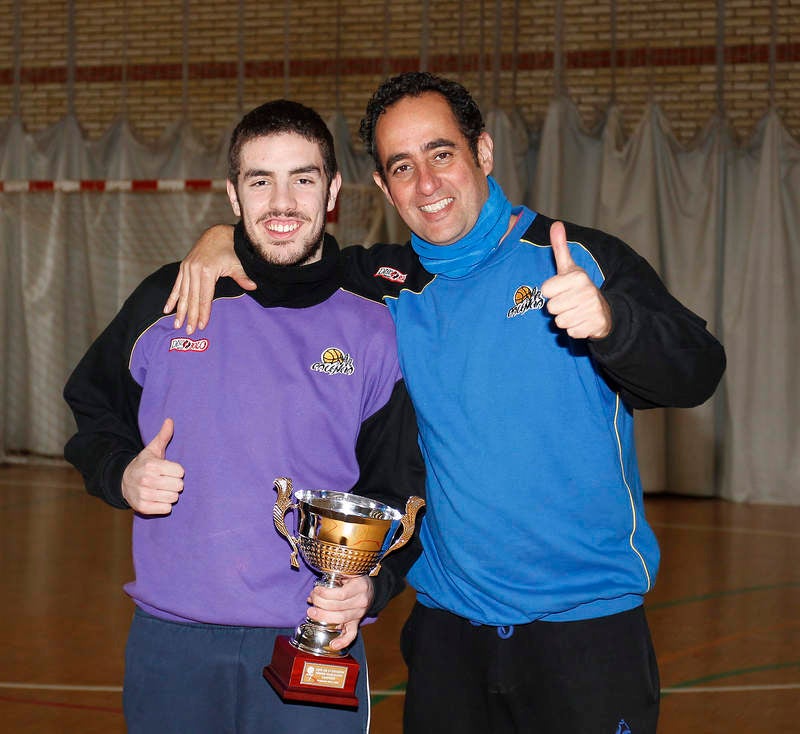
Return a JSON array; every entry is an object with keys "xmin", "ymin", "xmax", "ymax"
[
  {"xmin": 122, "ymin": 418, "xmax": 185, "ymax": 515},
  {"xmin": 540, "ymin": 221, "xmax": 612, "ymax": 340}
]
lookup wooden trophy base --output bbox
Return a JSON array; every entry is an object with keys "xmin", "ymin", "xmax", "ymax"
[{"xmin": 263, "ymin": 635, "xmax": 360, "ymax": 708}]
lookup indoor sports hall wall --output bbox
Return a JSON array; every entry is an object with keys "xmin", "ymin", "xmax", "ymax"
[
  {"xmin": 1, "ymin": 1, "xmax": 798, "ymax": 506},
  {"xmin": 1, "ymin": 0, "xmax": 799, "ymax": 145}
]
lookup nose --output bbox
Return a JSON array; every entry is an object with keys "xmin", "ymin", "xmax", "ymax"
[
  {"xmin": 415, "ymin": 162, "xmax": 439, "ymax": 196},
  {"xmin": 270, "ymin": 181, "xmax": 296, "ymax": 212}
]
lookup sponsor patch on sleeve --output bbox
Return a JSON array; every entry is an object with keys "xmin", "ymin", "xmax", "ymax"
[{"xmin": 373, "ymin": 266, "xmax": 407, "ymax": 284}]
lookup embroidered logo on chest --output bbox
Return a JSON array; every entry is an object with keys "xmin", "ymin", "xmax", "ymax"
[
  {"xmin": 506, "ymin": 285, "xmax": 545, "ymax": 319},
  {"xmin": 169, "ymin": 337, "xmax": 209, "ymax": 352},
  {"xmin": 374, "ymin": 266, "xmax": 407, "ymax": 283},
  {"xmin": 310, "ymin": 347, "xmax": 355, "ymax": 376}
]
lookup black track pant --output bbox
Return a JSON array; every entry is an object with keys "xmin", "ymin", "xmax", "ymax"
[{"xmin": 401, "ymin": 602, "xmax": 659, "ymax": 734}]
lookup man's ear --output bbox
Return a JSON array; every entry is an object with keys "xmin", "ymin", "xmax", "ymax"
[
  {"xmin": 327, "ymin": 171, "xmax": 343, "ymax": 212},
  {"xmin": 476, "ymin": 132, "xmax": 494, "ymax": 175},
  {"xmin": 226, "ymin": 179, "xmax": 241, "ymax": 217},
  {"xmin": 372, "ymin": 170, "xmax": 395, "ymax": 207}
]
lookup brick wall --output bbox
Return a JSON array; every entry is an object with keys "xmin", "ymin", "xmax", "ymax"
[{"xmin": 0, "ymin": 0, "xmax": 797, "ymax": 147}]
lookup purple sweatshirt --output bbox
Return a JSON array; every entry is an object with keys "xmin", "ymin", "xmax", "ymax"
[{"xmin": 64, "ymin": 230, "xmax": 424, "ymax": 627}]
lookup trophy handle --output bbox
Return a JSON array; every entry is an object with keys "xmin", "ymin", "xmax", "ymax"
[
  {"xmin": 369, "ymin": 495, "xmax": 426, "ymax": 576},
  {"xmin": 273, "ymin": 477, "xmax": 300, "ymax": 569}
]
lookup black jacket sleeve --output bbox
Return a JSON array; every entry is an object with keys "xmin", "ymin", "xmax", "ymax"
[
  {"xmin": 350, "ymin": 379, "xmax": 426, "ymax": 617},
  {"xmin": 532, "ymin": 216, "xmax": 726, "ymax": 410},
  {"xmin": 63, "ymin": 264, "xmax": 183, "ymax": 508},
  {"xmin": 65, "ymin": 265, "xmax": 246, "ymax": 508}
]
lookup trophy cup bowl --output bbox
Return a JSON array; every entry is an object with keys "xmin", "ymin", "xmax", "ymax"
[{"xmin": 264, "ymin": 477, "xmax": 425, "ymax": 706}]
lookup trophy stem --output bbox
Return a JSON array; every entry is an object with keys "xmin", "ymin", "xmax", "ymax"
[
  {"xmin": 316, "ymin": 573, "xmax": 344, "ymax": 589},
  {"xmin": 290, "ymin": 616, "xmax": 348, "ymax": 657}
]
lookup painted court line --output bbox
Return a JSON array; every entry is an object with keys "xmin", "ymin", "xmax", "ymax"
[
  {"xmin": 662, "ymin": 683, "xmax": 800, "ymax": 693},
  {"xmin": 0, "ymin": 682, "xmax": 122, "ymax": 692},
  {"xmin": 5, "ymin": 681, "xmax": 798, "ymax": 696},
  {"xmin": 650, "ymin": 521, "xmax": 800, "ymax": 539},
  {"xmin": 0, "ymin": 479, "xmax": 81, "ymax": 491},
  {"xmin": 648, "ymin": 581, "xmax": 800, "ymax": 612}
]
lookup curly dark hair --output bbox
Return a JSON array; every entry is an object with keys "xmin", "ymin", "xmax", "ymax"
[
  {"xmin": 358, "ymin": 72, "xmax": 485, "ymax": 178},
  {"xmin": 227, "ymin": 99, "xmax": 337, "ymax": 185}
]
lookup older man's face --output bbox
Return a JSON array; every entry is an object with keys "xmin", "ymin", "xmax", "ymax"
[{"xmin": 372, "ymin": 92, "xmax": 493, "ymax": 246}]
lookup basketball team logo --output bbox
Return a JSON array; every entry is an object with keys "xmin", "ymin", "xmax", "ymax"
[
  {"xmin": 169, "ymin": 337, "xmax": 209, "ymax": 352},
  {"xmin": 506, "ymin": 284, "xmax": 545, "ymax": 318},
  {"xmin": 311, "ymin": 346, "xmax": 355, "ymax": 375}
]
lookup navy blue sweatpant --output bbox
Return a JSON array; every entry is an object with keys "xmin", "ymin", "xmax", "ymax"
[{"xmin": 124, "ymin": 607, "xmax": 370, "ymax": 733}]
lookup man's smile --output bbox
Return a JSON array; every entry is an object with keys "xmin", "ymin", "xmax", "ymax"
[
  {"xmin": 263, "ymin": 217, "xmax": 304, "ymax": 237},
  {"xmin": 419, "ymin": 197, "xmax": 454, "ymax": 214}
]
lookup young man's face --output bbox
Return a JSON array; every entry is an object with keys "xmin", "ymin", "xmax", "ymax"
[
  {"xmin": 372, "ymin": 91, "xmax": 493, "ymax": 247},
  {"xmin": 227, "ymin": 132, "xmax": 341, "ymax": 266}
]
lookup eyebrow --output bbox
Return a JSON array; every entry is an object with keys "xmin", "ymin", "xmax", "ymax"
[
  {"xmin": 384, "ymin": 138, "xmax": 458, "ymax": 172},
  {"xmin": 242, "ymin": 164, "xmax": 322, "ymax": 179}
]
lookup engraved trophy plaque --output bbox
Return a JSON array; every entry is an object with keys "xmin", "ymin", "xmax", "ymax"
[{"xmin": 264, "ymin": 477, "xmax": 425, "ymax": 707}]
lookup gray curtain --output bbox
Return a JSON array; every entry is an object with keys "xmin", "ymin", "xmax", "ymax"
[{"xmin": 2, "ymin": 100, "xmax": 798, "ymax": 505}]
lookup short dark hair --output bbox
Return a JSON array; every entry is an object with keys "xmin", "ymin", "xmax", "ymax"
[
  {"xmin": 227, "ymin": 99, "xmax": 337, "ymax": 184},
  {"xmin": 359, "ymin": 72, "xmax": 485, "ymax": 178}
]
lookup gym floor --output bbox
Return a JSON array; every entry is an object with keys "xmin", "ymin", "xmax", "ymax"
[{"xmin": 1, "ymin": 464, "xmax": 797, "ymax": 732}]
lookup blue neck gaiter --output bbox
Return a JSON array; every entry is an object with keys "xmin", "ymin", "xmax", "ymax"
[{"xmin": 410, "ymin": 176, "xmax": 513, "ymax": 278}]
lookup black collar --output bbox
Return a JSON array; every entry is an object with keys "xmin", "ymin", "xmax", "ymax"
[{"xmin": 233, "ymin": 221, "xmax": 341, "ymax": 308}]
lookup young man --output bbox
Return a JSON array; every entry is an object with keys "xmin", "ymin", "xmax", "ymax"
[
  {"xmin": 63, "ymin": 99, "xmax": 424, "ymax": 734},
  {"xmin": 165, "ymin": 73, "xmax": 726, "ymax": 733}
]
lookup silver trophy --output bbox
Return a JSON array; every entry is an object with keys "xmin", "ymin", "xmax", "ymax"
[{"xmin": 272, "ymin": 476, "xmax": 425, "ymax": 657}]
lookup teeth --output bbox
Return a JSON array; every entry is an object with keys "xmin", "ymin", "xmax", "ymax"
[
  {"xmin": 420, "ymin": 198, "xmax": 453, "ymax": 214},
  {"xmin": 268, "ymin": 221, "xmax": 300, "ymax": 233}
]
